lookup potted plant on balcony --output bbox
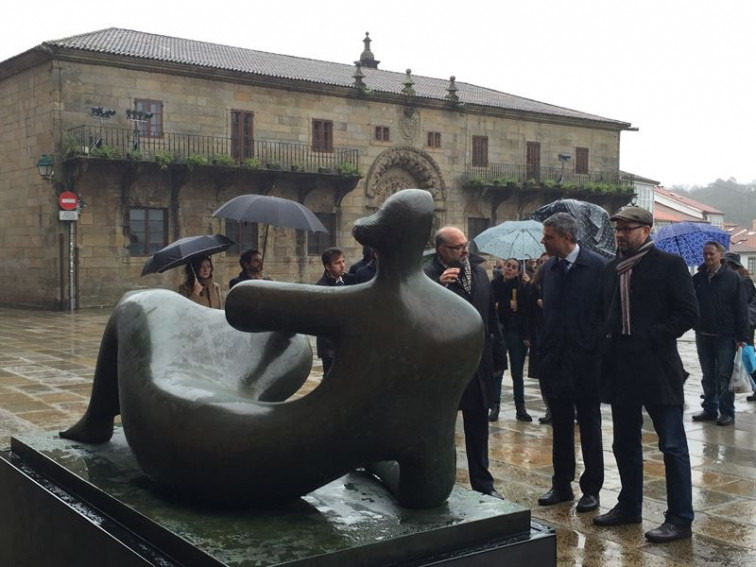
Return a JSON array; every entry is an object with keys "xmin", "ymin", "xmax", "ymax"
[
  {"xmin": 186, "ymin": 154, "xmax": 209, "ymax": 171},
  {"xmin": 337, "ymin": 161, "xmax": 360, "ymax": 176},
  {"xmin": 154, "ymin": 150, "xmax": 175, "ymax": 169},
  {"xmin": 126, "ymin": 148, "xmax": 143, "ymax": 161},
  {"xmin": 242, "ymin": 157, "xmax": 260, "ymax": 170},
  {"xmin": 89, "ymin": 145, "xmax": 118, "ymax": 159},
  {"xmin": 213, "ymin": 154, "xmax": 235, "ymax": 167}
]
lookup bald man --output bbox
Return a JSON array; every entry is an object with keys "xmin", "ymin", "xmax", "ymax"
[{"xmin": 424, "ymin": 227, "xmax": 506, "ymax": 498}]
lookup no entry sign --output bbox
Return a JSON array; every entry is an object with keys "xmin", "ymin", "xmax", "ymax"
[{"xmin": 58, "ymin": 191, "xmax": 79, "ymax": 211}]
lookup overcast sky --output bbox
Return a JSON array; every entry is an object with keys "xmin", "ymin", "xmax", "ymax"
[{"xmin": 3, "ymin": 0, "xmax": 754, "ymax": 188}]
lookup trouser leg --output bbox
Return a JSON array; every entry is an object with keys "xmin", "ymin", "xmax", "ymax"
[
  {"xmin": 547, "ymin": 396, "xmax": 576, "ymax": 491},
  {"xmin": 611, "ymin": 403, "xmax": 643, "ymax": 515},
  {"xmin": 575, "ymin": 396, "xmax": 604, "ymax": 496},
  {"xmin": 695, "ymin": 334, "xmax": 718, "ymax": 415},
  {"xmin": 462, "ymin": 409, "xmax": 495, "ymax": 493},
  {"xmin": 645, "ymin": 404, "xmax": 693, "ymax": 526},
  {"xmin": 714, "ymin": 335, "xmax": 736, "ymax": 419}
]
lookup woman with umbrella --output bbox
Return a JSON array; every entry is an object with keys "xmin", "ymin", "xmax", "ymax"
[
  {"xmin": 142, "ymin": 233, "xmax": 234, "ymax": 309},
  {"xmin": 178, "ymin": 255, "xmax": 222, "ymax": 309},
  {"xmin": 490, "ymin": 258, "xmax": 532, "ymax": 422}
]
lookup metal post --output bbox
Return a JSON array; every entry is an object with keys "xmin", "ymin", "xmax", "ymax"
[{"xmin": 69, "ymin": 221, "xmax": 75, "ymax": 313}]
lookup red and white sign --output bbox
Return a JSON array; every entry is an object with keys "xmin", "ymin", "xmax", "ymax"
[{"xmin": 58, "ymin": 191, "xmax": 79, "ymax": 211}]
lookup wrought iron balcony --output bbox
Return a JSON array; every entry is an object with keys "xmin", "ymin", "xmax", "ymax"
[
  {"xmin": 463, "ymin": 164, "xmax": 635, "ymax": 193},
  {"xmin": 63, "ymin": 125, "xmax": 360, "ymax": 174}
]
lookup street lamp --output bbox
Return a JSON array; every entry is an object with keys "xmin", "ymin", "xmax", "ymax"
[{"xmin": 36, "ymin": 154, "xmax": 54, "ymax": 181}]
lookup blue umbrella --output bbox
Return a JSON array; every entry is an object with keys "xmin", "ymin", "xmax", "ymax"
[
  {"xmin": 652, "ymin": 222, "xmax": 730, "ymax": 266},
  {"xmin": 473, "ymin": 220, "xmax": 544, "ymax": 260}
]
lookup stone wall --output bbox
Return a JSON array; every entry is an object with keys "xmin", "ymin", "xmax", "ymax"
[
  {"xmin": 0, "ymin": 62, "xmax": 65, "ymax": 308},
  {"xmin": 1, "ymin": 57, "xmax": 627, "ymax": 309}
]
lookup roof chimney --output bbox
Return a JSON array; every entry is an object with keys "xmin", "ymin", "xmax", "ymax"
[{"xmin": 359, "ymin": 32, "xmax": 379, "ymax": 69}]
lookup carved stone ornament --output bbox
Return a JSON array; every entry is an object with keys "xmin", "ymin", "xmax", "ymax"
[
  {"xmin": 366, "ymin": 146, "xmax": 446, "ymax": 205},
  {"xmin": 399, "ymin": 106, "xmax": 420, "ymax": 142}
]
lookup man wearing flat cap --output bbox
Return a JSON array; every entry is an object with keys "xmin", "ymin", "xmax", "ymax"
[{"xmin": 594, "ymin": 206, "xmax": 699, "ymax": 543}]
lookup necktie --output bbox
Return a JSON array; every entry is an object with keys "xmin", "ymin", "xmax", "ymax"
[
  {"xmin": 558, "ymin": 258, "xmax": 570, "ymax": 273},
  {"xmin": 335, "ymin": 277, "xmax": 344, "ymax": 286}
]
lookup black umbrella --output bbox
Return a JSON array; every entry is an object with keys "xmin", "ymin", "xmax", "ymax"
[
  {"xmin": 530, "ymin": 199, "xmax": 615, "ymax": 259},
  {"xmin": 141, "ymin": 234, "xmax": 235, "ymax": 276},
  {"xmin": 212, "ymin": 194, "xmax": 327, "ymax": 258}
]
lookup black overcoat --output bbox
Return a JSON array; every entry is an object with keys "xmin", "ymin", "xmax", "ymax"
[
  {"xmin": 598, "ymin": 246, "xmax": 699, "ymax": 406},
  {"xmin": 537, "ymin": 247, "xmax": 605, "ymax": 398},
  {"xmin": 424, "ymin": 254, "xmax": 506, "ymax": 410}
]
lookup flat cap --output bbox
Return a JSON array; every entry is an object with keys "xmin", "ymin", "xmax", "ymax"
[{"xmin": 609, "ymin": 206, "xmax": 653, "ymax": 226}]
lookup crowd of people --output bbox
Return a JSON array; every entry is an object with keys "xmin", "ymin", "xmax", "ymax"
[
  {"xmin": 173, "ymin": 205, "xmax": 756, "ymax": 544},
  {"xmin": 422, "ymin": 206, "xmax": 754, "ymax": 545}
]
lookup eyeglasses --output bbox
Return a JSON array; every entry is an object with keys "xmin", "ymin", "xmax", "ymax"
[
  {"xmin": 442, "ymin": 242, "xmax": 469, "ymax": 251},
  {"xmin": 613, "ymin": 225, "xmax": 646, "ymax": 234}
]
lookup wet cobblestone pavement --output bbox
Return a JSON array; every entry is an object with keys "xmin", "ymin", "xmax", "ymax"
[{"xmin": 1, "ymin": 305, "xmax": 755, "ymax": 566}]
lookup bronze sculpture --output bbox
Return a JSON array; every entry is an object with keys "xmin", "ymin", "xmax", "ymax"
[{"xmin": 62, "ymin": 189, "xmax": 484, "ymax": 509}]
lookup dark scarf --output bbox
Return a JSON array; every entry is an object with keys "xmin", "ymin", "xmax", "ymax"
[{"xmin": 616, "ymin": 239, "xmax": 654, "ymax": 335}]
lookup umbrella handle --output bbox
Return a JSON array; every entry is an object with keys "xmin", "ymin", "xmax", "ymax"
[{"xmin": 262, "ymin": 224, "xmax": 269, "ymax": 260}]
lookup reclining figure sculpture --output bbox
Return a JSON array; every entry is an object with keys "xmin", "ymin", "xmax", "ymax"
[{"xmin": 62, "ymin": 188, "xmax": 484, "ymax": 509}]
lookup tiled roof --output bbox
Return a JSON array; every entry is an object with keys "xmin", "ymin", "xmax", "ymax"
[
  {"xmin": 40, "ymin": 28, "xmax": 630, "ymax": 128},
  {"xmin": 727, "ymin": 225, "xmax": 756, "ymax": 252},
  {"xmin": 654, "ymin": 203, "xmax": 703, "ymax": 223},
  {"xmin": 655, "ymin": 186, "xmax": 723, "ymax": 215}
]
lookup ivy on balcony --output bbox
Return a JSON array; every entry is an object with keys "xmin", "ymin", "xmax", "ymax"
[
  {"xmin": 463, "ymin": 164, "xmax": 635, "ymax": 194},
  {"xmin": 62, "ymin": 126, "xmax": 360, "ymax": 176}
]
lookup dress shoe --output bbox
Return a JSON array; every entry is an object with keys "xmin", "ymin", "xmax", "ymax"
[
  {"xmin": 576, "ymin": 494, "xmax": 600, "ymax": 512},
  {"xmin": 538, "ymin": 487, "xmax": 574, "ymax": 506},
  {"xmin": 716, "ymin": 415, "xmax": 734, "ymax": 426},
  {"xmin": 691, "ymin": 411, "xmax": 717, "ymax": 422},
  {"xmin": 488, "ymin": 404, "xmax": 500, "ymax": 422},
  {"xmin": 484, "ymin": 489, "xmax": 504, "ymax": 500},
  {"xmin": 538, "ymin": 413, "xmax": 552, "ymax": 425},
  {"xmin": 593, "ymin": 505, "xmax": 642, "ymax": 526},
  {"xmin": 644, "ymin": 522, "xmax": 692, "ymax": 543}
]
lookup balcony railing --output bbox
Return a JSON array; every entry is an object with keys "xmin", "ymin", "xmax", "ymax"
[
  {"xmin": 463, "ymin": 164, "xmax": 635, "ymax": 192},
  {"xmin": 63, "ymin": 125, "xmax": 360, "ymax": 173}
]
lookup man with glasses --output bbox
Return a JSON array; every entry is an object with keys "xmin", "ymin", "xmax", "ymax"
[
  {"xmin": 594, "ymin": 206, "xmax": 699, "ymax": 543},
  {"xmin": 424, "ymin": 226, "xmax": 506, "ymax": 498}
]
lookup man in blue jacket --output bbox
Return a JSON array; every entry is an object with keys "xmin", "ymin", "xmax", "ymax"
[
  {"xmin": 536, "ymin": 213, "xmax": 605, "ymax": 514},
  {"xmin": 691, "ymin": 241, "xmax": 748, "ymax": 426}
]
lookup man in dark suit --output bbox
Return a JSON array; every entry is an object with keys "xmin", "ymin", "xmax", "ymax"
[
  {"xmin": 424, "ymin": 226, "xmax": 505, "ymax": 498},
  {"xmin": 594, "ymin": 206, "xmax": 699, "ymax": 543},
  {"xmin": 535, "ymin": 212, "xmax": 605, "ymax": 513}
]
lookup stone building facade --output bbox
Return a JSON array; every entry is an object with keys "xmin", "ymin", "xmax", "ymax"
[{"xmin": 0, "ymin": 29, "xmax": 635, "ymax": 309}]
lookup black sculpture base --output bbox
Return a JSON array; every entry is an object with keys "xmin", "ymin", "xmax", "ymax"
[{"xmin": 0, "ymin": 430, "xmax": 555, "ymax": 566}]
